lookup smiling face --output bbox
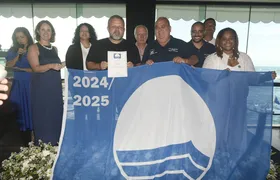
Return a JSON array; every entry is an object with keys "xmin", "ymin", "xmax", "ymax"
[
  {"xmin": 191, "ymin": 23, "xmax": 204, "ymax": 43},
  {"xmin": 108, "ymin": 18, "xmax": 125, "ymax": 41},
  {"xmin": 38, "ymin": 23, "xmax": 52, "ymax": 42},
  {"xmin": 155, "ymin": 18, "xmax": 171, "ymax": 46},
  {"xmin": 79, "ymin": 25, "xmax": 90, "ymax": 41},
  {"xmin": 220, "ymin": 31, "xmax": 236, "ymax": 54}
]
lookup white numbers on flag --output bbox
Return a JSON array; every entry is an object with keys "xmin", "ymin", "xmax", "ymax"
[
  {"xmin": 73, "ymin": 76, "xmax": 109, "ymax": 89},
  {"xmin": 73, "ymin": 95, "xmax": 110, "ymax": 107}
]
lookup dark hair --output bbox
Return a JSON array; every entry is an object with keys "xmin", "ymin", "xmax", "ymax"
[
  {"xmin": 10, "ymin": 27, "xmax": 33, "ymax": 52},
  {"xmin": 191, "ymin": 21, "xmax": 204, "ymax": 30},
  {"xmin": 216, "ymin": 27, "xmax": 239, "ymax": 59},
  {"xmin": 35, "ymin": 20, "xmax": 56, "ymax": 43},
  {"xmin": 108, "ymin": 15, "xmax": 125, "ymax": 27},
  {"xmin": 72, "ymin": 23, "xmax": 97, "ymax": 44},
  {"xmin": 204, "ymin": 18, "xmax": 216, "ymax": 26}
]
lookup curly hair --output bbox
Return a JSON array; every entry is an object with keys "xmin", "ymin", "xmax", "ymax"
[
  {"xmin": 35, "ymin": 20, "xmax": 56, "ymax": 43},
  {"xmin": 215, "ymin": 27, "xmax": 239, "ymax": 59},
  {"xmin": 10, "ymin": 27, "xmax": 33, "ymax": 52},
  {"xmin": 72, "ymin": 23, "xmax": 97, "ymax": 44}
]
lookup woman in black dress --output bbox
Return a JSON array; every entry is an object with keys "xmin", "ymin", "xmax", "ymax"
[{"xmin": 28, "ymin": 20, "xmax": 65, "ymax": 145}]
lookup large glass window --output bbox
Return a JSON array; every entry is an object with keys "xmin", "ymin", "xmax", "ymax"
[
  {"xmin": 247, "ymin": 6, "xmax": 280, "ymax": 83},
  {"xmin": 206, "ymin": 5, "xmax": 250, "ymax": 52},
  {"xmin": 156, "ymin": 5, "xmax": 205, "ymax": 42}
]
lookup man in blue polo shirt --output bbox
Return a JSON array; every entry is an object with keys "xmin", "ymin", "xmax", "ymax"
[
  {"xmin": 187, "ymin": 22, "xmax": 216, "ymax": 68},
  {"xmin": 142, "ymin": 17, "xmax": 198, "ymax": 65}
]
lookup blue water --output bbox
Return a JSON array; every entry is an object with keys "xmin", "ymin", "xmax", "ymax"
[{"xmin": 255, "ymin": 66, "xmax": 280, "ymax": 125}]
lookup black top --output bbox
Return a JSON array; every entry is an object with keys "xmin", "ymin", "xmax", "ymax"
[
  {"xmin": 66, "ymin": 43, "xmax": 84, "ymax": 70},
  {"xmin": 37, "ymin": 43, "xmax": 60, "ymax": 66},
  {"xmin": 86, "ymin": 38, "xmax": 140, "ymax": 65},
  {"xmin": 186, "ymin": 40, "xmax": 216, "ymax": 68},
  {"xmin": 142, "ymin": 36, "xmax": 192, "ymax": 64}
]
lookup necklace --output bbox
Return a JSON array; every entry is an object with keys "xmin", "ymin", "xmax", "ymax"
[{"xmin": 40, "ymin": 43, "xmax": 53, "ymax": 50}]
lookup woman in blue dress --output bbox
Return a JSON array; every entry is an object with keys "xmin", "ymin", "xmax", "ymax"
[
  {"xmin": 28, "ymin": 20, "xmax": 65, "ymax": 145},
  {"xmin": 5, "ymin": 27, "xmax": 34, "ymax": 145}
]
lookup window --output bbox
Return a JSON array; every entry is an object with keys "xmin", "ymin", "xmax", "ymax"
[
  {"xmin": 206, "ymin": 5, "xmax": 250, "ymax": 52},
  {"xmin": 156, "ymin": 5, "xmax": 205, "ymax": 42}
]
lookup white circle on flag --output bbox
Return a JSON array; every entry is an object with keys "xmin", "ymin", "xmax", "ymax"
[{"xmin": 113, "ymin": 75, "xmax": 216, "ymax": 179}]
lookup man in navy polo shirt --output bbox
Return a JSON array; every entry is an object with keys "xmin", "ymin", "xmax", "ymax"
[
  {"xmin": 142, "ymin": 17, "xmax": 198, "ymax": 65},
  {"xmin": 187, "ymin": 22, "xmax": 216, "ymax": 68}
]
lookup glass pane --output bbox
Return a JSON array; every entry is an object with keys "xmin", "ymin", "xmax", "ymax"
[
  {"xmin": 206, "ymin": 5, "xmax": 250, "ymax": 52},
  {"xmin": 248, "ymin": 7, "xmax": 280, "ymax": 83},
  {"xmin": 77, "ymin": 4, "xmax": 126, "ymax": 40},
  {"xmin": 156, "ymin": 5, "xmax": 205, "ymax": 42},
  {"xmin": 274, "ymin": 87, "xmax": 280, "ymax": 125}
]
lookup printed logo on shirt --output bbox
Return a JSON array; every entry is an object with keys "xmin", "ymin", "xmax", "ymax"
[
  {"xmin": 150, "ymin": 49, "xmax": 157, "ymax": 55},
  {"xmin": 168, "ymin": 48, "xmax": 179, "ymax": 53}
]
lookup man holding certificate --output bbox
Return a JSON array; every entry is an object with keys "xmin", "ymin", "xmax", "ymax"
[{"xmin": 86, "ymin": 15, "xmax": 141, "ymax": 76}]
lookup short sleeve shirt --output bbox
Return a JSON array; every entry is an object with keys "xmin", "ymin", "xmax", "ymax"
[
  {"xmin": 186, "ymin": 40, "xmax": 216, "ymax": 68},
  {"xmin": 142, "ymin": 36, "xmax": 192, "ymax": 63},
  {"xmin": 86, "ymin": 38, "xmax": 141, "ymax": 65}
]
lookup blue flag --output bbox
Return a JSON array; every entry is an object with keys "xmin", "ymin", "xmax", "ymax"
[{"xmin": 52, "ymin": 62, "xmax": 273, "ymax": 180}]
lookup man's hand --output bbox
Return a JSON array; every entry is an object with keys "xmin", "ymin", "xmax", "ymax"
[
  {"xmin": 146, "ymin": 59, "xmax": 154, "ymax": 65},
  {"xmin": 173, "ymin": 56, "xmax": 186, "ymax": 64},
  {"xmin": 127, "ymin": 61, "xmax": 134, "ymax": 68},
  {"xmin": 100, "ymin": 61, "xmax": 108, "ymax": 70},
  {"xmin": 272, "ymin": 71, "xmax": 277, "ymax": 80}
]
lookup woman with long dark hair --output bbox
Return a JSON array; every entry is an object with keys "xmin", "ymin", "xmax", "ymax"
[
  {"xmin": 66, "ymin": 23, "xmax": 97, "ymax": 70},
  {"xmin": 5, "ymin": 27, "xmax": 34, "ymax": 145}
]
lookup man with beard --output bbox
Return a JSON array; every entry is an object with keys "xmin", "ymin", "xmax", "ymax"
[
  {"xmin": 86, "ymin": 15, "xmax": 140, "ymax": 70},
  {"xmin": 204, "ymin": 18, "xmax": 216, "ymax": 46},
  {"xmin": 142, "ymin": 17, "xmax": 198, "ymax": 65},
  {"xmin": 187, "ymin": 22, "xmax": 215, "ymax": 68}
]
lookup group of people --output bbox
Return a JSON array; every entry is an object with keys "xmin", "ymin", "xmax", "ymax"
[{"xmin": 0, "ymin": 14, "xmax": 277, "ymax": 146}]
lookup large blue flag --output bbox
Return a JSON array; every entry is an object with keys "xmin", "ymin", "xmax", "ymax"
[{"xmin": 52, "ymin": 62, "xmax": 273, "ymax": 180}]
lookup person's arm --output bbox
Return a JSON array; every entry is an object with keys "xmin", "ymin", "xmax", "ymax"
[
  {"xmin": 128, "ymin": 44, "xmax": 141, "ymax": 67},
  {"xmin": 202, "ymin": 54, "xmax": 216, "ymax": 69},
  {"xmin": 27, "ymin": 44, "xmax": 61, "ymax": 72},
  {"xmin": 13, "ymin": 67, "xmax": 33, "ymax": 72},
  {"xmin": 244, "ymin": 54, "xmax": 255, "ymax": 72},
  {"xmin": 65, "ymin": 45, "xmax": 76, "ymax": 69},
  {"xmin": 5, "ymin": 49, "xmax": 23, "ymax": 67},
  {"xmin": 86, "ymin": 42, "xmax": 107, "ymax": 70},
  {"xmin": 184, "ymin": 55, "xmax": 198, "ymax": 66}
]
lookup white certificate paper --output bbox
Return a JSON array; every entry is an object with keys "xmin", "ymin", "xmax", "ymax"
[{"xmin": 107, "ymin": 51, "xmax": 127, "ymax": 77}]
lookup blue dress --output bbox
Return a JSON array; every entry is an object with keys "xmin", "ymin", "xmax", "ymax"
[
  {"xmin": 6, "ymin": 50, "xmax": 32, "ymax": 131},
  {"xmin": 31, "ymin": 43, "xmax": 63, "ymax": 145}
]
